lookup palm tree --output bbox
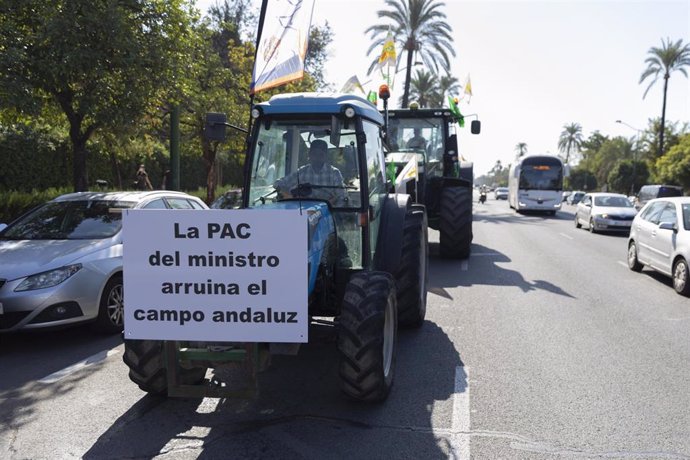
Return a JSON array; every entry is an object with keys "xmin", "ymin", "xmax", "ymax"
[
  {"xmin": 366, "ymin": 0, "xmax": 455, "ymax": 108},
  {"xmin": 405, "ymin": 68, "xmax": 438, "ymax": 107},
  {"xmin": 639, "ymin": 37, "xmax": 690, "ymax": 156},
  {"xmin": 515, "ymin": 142, "xmax": 528, "ymax": 159},
  {"xmin": 557, "ymin": 122, "xmax": 583, "ymax": 164},
  {"xmin": 433, "ymin": 73, "xmax": 461, "ymax": 107}
]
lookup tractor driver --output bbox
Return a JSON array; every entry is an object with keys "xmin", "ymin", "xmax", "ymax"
[
  {"xmin": 406, "ymin": 128, "xmax": 427, "ymax": 150},
  {"xmin": 274, "ymin": 139, "xmax": 347, "ymax": 206}
]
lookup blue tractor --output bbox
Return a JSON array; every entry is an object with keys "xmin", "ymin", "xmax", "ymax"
[{"xmin": 123, "ymin": 93, "xmax": 428, "ymax": 402}]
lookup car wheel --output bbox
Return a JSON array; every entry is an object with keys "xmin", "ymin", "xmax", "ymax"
[
  {"xmin": 94, "ymin": 275, "xmax": 124, "ymax": 334},
  {"xmin": 627, "ymin": 242, "xmax": 643, "ymax": 272},
  {"xmin": 574, "ymin": 213, "xmax": 581, "ymax": 228},
  {"xmin": 673, "ymin": 259, "xmax": 690, "ymax": 296},
  {"xmin": 589, "ymin": 218, "xmax": 596, "ymax": 233}
]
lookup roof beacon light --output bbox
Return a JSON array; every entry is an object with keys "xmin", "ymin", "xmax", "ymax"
[{"xmin": 378, "ymin": 84, "xmax": 390, "ymax": 101}]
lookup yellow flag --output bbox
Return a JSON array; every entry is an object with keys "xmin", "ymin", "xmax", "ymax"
[
  {"xmin": 464, "ymin": 75, "xmax": 473, "ymax": 98},
  {"xmin": 377, "ymin": 29, "xmax": 397, "ymax": 69}
]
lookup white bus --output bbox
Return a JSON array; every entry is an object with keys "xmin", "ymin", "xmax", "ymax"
[{"xmin": 508, "ymin": 155, "xmax": 565, "ymax": 215}]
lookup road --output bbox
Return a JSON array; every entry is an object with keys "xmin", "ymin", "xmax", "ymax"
[{"xmin": 1, "ymin": 198, "xmax": 689, "ymax": 459}]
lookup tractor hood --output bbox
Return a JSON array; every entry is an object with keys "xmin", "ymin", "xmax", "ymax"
[{"xmin": 248, "ymin": 200, "xmax": 335, "ymax": 296}]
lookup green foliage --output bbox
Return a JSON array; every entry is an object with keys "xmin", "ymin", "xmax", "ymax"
[
  {"xmin": 0, "ymin": 0, "xmax": 197, "ymax": 190},
  {"xmin": 569, "ymin": 168, "xmax": 598, "ymax": 192},
  {"xmin": 607, "ymin": 160, "xmax": 649, "ymax": 195},
  {"xmin": 558, "ymin": 122, "xmax": 583, "ymax": 164},
  {"xmin": 654, "ymin": 134, "xmax": 690, "ymax": 190},
  {"xmin": 366, "ymin": 0, "xmax": 455, "ymax": 107},
  {"xmin": 0, "ymin": 187, "xmax": 73, "ymax": 224}
]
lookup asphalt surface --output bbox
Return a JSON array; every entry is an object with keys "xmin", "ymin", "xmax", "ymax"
[{"xmin": 1, "ymin": 197, "xmax": 689, "ymax": 459}]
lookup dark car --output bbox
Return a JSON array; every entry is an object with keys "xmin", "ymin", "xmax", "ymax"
[{"xmin": 635, "ymin": 184, "xmax": 683, "ymax": 210}]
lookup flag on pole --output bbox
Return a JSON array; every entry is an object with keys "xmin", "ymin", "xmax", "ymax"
[
  {"xmin": 448, "ymin": 96, "xmax": 465, "ymax": 127},
  {"xmin": 464, "ymin": 75, "xmax": 473, "ymax": 103},
  {"xmin": 377, "ymin": 29, "xmax": 397, "ymax": 70},
  {"xmin": 376, "ymin": 28, "xmax": 396, "ymax": 85},
  {"xmin": 251, "ymin": 0, "xmax": 315, "ymax": 94},
  {"xmin": 340, "ymin": 75, "xmax": 365, "ymax": 94}
]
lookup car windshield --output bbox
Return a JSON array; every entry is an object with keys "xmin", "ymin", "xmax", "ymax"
[
  {"xmin": 594, "ymin": 196, "xmax": 633, "ymax": 207},
  {"xmin": 1, "ymin": 200, "xmax": 134, "ymax": 240}
]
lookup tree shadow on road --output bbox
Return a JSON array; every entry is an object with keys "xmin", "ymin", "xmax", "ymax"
[{"xmin": 83, "ymin": 321, "xmax": 465, "ymax": 459}]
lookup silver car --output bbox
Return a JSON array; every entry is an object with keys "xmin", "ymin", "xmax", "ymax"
[
  {"xmin": 0, "ymin": 191, "xmax": 208, "ymax": 333},
  {"xmin": 627, "ymin": 197, "xmax": 690, "ymax": 296},
  {"xmin": 575, "ymin": 192, "xmax": 637, "ymax": 233}
]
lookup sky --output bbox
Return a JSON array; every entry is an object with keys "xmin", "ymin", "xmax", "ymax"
[{"xmin": 195, "ymin": 0, "xmax": 690, "ymax": 176}]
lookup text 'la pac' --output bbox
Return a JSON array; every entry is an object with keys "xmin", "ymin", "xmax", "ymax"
[{"xmin": 174, "ymin": 222, "xmax": 252, "ymax": 239}]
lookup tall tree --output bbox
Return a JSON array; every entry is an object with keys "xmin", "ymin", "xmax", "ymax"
[
  {"xmin": 405, "ymin": 69, "xmax": 438, "ymax": 107},
  {"xmin": 557, "ymin": 122, "xmax": 583, "ymax": 164},
  {"xmin": 515, "ymin": 142, "xmax": 528, "ymax": 158},
  {"xmin": 366, "ymin": 0, "xmax": 455, "ymax": 108},
  {"xmin": 432, "ymin": 73, "xmax": 461, "ymax": 107},
  {"xmin": 0, "ymin": 0, "xmax": 194, "ymax": 192},
  {"xmin": 639, "ymin": 37, "xmax": 690, "ymax": 157}
]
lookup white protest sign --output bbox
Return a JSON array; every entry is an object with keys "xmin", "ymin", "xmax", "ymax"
[{"xmin": 122, "ymin": 209, "xmax": 308, "ymax": 342}]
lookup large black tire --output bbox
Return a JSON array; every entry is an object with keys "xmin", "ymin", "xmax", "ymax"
[
  {"xmin": 395, "ymin": 205, "xmax": 428, "ymax": 328},
  {"xmin": 93, "ymin": 275, "xmax": 124, "ymax": 334},
  {"xmin": 439, "ymin": 186, "xmax": 473, "ymax": 259},
  {"xmin": 123, "ymin": 340, "xmax": 207, "ymax": 395},
  {"xmin": 338, "ymin": 272, "xmax": 397, "ymax": 402}
]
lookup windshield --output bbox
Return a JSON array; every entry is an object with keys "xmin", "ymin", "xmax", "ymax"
[
  {"xmin": 387, "ymin": 117, "xmax": 444, "ymax": 160},
  {"xmin": 1, "ymin": 200, "xmax": 134, "ymax": 240},
  {"xmin": 248, "ymin": 120, "xmax": 361, "ymax": 209},
  {"xmin": 594, "ymin": 196, "xmax": 633, "ymax": 207},
  {"xmin": 518, "ymin": 159, "xmax": 563, "ymax": 190}
]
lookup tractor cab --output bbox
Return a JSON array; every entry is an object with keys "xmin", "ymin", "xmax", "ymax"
[{"xmin": 244, "ymin": 94, "xmax": 389, "ymax": 275}]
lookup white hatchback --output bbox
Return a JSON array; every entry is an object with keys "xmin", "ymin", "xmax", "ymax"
[
  {"xmin": 575, "ymin": 192, "xmax": 637, "ymax": 233},
  {"xmin": 627, "ymin": 197, "xmax": 690, "ymax": 296}
]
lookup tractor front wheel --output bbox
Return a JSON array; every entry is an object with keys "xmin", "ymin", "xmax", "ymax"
[
  {"xmin": 337, "ymin": 272, "xmax": 397, "ymax": 402},
  {"xmin": 123, "ymin": 340, "xmax": 206, "ymax": 395}
]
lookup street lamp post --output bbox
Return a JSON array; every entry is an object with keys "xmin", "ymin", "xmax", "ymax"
[{"xmin": 616, "ymin": 119, "xmax": 642, "ymax": 196}]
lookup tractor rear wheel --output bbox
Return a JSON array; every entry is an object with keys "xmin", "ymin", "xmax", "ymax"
[
  {"xmin": 338, "ymin": 272, "xmax": 397, "ymax": 402},
  {"xmin": 439, "ymin": 186, "xmax": 473, "ymax": 259},
  {"xmin": 395, "ymin": 205, "xmax": 428, "ymax": 328},
  {"xmin": 123, "ymin": 340, "xmax": 206, "ymax": 395}
]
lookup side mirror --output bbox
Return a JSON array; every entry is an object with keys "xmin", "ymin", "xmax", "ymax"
[
  {"xmin": 659, "ymin": 222, "xmax": 677, "ymax": 232},
  {"xmin": 330, "ymin": 115, "xmax": 342, "ymax": 147},
  {"xmin": 205, "ymin": 112, "xmax": 228, "ymax": 142},
  {"xmin": 471, "ymin": 120, "xmax": 481, "ymax": 135}
]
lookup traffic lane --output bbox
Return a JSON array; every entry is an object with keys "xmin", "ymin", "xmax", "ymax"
[
  {"xmin": 448, "ymin": 202, "xmax": 690, "ymax": 457},
  {"xmin": 0, "ymin": 326, "xmax": 122, "ymax": 391},
  {"xmin": 2, "ymin": 320, "xmax": 464, "ymax": 459},
  {"xmin": 85, "ymin": 322, "xmax": 461, "ymax": 459}
]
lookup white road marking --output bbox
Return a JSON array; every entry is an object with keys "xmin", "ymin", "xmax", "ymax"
[
  {"xmin": 38, "ymin": 348, "xmax": 120, "ymax": 384},
  {"xmin": 559, "ymin": 232, "xmax": 574, "ymax": 240},
  {"xmin": 450, "ymin": 365, "xmax": 470, "ymax": 459}
]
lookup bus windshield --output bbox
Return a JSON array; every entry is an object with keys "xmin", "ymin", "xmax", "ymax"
[{"xmin": 518, "ymin": 158, "xmax": 563, "ymax": 190}]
